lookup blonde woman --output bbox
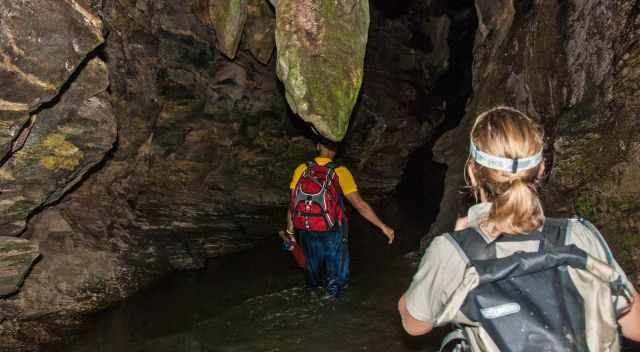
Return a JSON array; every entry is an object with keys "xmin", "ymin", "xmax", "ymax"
[{"xmin": 398, "ymin": 107, "xmax": 640, "ymax": 351}]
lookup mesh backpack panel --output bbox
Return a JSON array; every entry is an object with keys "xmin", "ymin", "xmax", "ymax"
[{"xmin": 291, "ymin": 161, "xmax": 344, "ymax": 232}]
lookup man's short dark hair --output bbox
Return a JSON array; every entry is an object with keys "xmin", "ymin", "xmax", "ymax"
[{"xmin": 316, "ymin": 136, "xmax": 341, "ymax": 153}]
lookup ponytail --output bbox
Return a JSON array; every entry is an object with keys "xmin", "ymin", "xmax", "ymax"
[{"xmin": 486, "ymin": 177, "xmax": 544, "ymax": 235}]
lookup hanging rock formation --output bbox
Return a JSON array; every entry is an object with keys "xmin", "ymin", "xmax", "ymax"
[
  {"xmin": 275, "ymin": 0, "xmax": 370, "ymax": 141},
  {"xmin": 244, "ymin": 0, "xmax": 277, "ymax": 64},
  {"xmin": 425, "ymin": 0, "xmax": 640, "ymax": 282},
  {"xmin": 198, "ymin": 0, "xmax": 248, "ymax": 59}
]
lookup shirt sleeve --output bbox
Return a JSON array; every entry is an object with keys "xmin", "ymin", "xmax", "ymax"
[
  {"xmin": 404, "ymin": 235, "xmax": 468, "ymax": 325},
  {"xmin": 335, "ymin": 166, "xmax": 358, "ymax": 195},
  {"xmin": 289, "ymin": 164, "xmax": 307, "ymax": 190},
  {"xmin": 568, "ymin": 219, "xmax": 638, "ymax": 313}
]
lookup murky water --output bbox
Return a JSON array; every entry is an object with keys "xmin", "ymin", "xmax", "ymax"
[
  {"xmin": 42, "ymin": 200, "xmax": 446, "ymax": 352},
  {"xmin": 42, "ymin": 189, "xmax": 640, "ymax": 352}
]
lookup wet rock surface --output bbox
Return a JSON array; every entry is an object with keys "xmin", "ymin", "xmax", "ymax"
[
  {"xmin": 0, "ymin": 0, "xmax": 104, "ymax": 159},
  {"xmin": 0, "ymin": 237, "xmax": 39, "ymax": 297}
]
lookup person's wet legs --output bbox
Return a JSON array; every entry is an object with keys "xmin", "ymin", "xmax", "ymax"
[
  {"xmin": 325, "ymin": 225, "xmax": 350, "ymax": 299},
  {"xmin": 300, "ymin": 231, "xmax": 323, "ymax": 289}
]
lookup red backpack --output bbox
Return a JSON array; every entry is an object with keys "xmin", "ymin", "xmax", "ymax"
[{"xmin": 291, "ymin": 161, "xmax": 344, "ymax": 232}]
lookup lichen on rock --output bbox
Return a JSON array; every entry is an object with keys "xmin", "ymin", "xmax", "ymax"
[
  {"xmin": 0, "ymin": 0, "xmax": 104, "ymax": 162},
  {"xmin": 275, "ymin": 0, "xmax": 370, "ymax": 141},
  {"xmin": 0, "ymin": 57, "xmax": 116, "ymax": 236}
]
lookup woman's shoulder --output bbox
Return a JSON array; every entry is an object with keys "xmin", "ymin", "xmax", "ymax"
[
  {"xmin": 563, "ymin": 217, "xmax": 612, "ymax": 262},
  {"xmin": 420, "ymin": 234, "xmax": 469, "ymax": 263}
]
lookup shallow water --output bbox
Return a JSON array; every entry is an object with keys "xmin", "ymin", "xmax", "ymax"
[
  {"xmin": 42, "ymin": 197, "xmax": 640, "ymax": 352},
  {"xmin": 43, "ymin": 201, "xmax": 445, "ymax": 352}
]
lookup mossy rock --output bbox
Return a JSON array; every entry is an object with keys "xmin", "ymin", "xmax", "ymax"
[
  {"xmin": 275, "ymin": 0, "xmax": 370, "ymax": 141},
  {"xmin": 0, "ymin": 237, "xmax": 39, "ymax": 296}
]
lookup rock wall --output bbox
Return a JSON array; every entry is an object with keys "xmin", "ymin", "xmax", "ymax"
[
  {"xmin": 426, "ymin": 0, "xmax": 640, "ymax": 283},
  {"xmin": 0, "ymin": 0, "xmax": 454, "ymax": 349}
]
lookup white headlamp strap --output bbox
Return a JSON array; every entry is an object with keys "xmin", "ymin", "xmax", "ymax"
[{"xmin": 469, "ymin": 139, "xmax": 542, "ymax": 173}]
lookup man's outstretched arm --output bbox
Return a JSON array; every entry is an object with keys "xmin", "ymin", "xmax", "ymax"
[{"xmin": 345, "ymin": 191, "xmax": 395, "ymax": 243}]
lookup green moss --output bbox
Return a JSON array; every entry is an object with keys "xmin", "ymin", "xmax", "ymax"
[
  {"xmin": 6, "ymin": 199, "xmax": 35, "ymax": 217},
  {"xmin": 574, "ymin": 193, "xmax": 596, "ymax": 218},
  {"xmin": 602, "ymin": 221, "xmax": 640, "ymax": 277},
  {"xmin": 154, "ymin": 126, "xmax": 186, "ymax": 154},
  {"xmin": 556, "ymin": 100, "xmax": 601, "ymax": 133},
  {"xmin": 275, "ymin": 0, "xmax": 369, "ymax": 141}
]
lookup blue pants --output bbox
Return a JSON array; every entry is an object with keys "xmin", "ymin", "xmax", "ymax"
[{"xmin": 299, "ymin": 225, "xmax": 350, "ymax": 297}]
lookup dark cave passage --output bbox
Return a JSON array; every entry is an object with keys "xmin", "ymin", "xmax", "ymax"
[{"xmin": 40, "ymin": 1, "xmax": 479, "ymax": 351}]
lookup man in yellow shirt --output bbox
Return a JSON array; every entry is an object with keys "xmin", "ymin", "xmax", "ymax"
[{"xmin": 285, "ymin": 139, "xmax": 395, "ymax": 300}]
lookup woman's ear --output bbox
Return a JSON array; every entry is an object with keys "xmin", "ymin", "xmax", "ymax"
[
  {"xmin": 468, "ymin": 163, "xmax": 478, "ymax": 187},
  {"xmin": 537, "ymin": 160, "xmax": 546, "ymax": 179}
]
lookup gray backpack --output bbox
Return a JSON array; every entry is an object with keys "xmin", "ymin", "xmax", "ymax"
[{"xmin": 440, "ymin": 218, "xmax": 633, "ymax": 352}]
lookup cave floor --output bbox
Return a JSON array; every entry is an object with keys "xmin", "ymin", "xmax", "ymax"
[{"xmin": 43, "ymin": 203, "xmax": 446, "ymax": 352}]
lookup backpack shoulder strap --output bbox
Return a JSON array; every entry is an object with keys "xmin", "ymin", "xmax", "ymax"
[
  {"xmin": 538, "ymin": 217, "xmax": 570, "ymax": 250},
  {"xmin": 446, "ymin": 227, "xmax": 496, "ymax": 261},
  {"xmin": 445, "ymin": 218, "xmax": 571, "ymax": 262},
  {"xmin": 572, "ymin": 218, "xmax": 615, "ymax": 265},
  {"xmin": 325, "ymin": 161, "xmax": 340, "ymax": 169}
]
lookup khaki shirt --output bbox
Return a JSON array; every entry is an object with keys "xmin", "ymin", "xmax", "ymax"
[{"xmin": 405, "ymin": 203, "xmax": 637, "ymax": 352}]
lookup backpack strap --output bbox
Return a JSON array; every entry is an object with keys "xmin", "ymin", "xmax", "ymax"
[
  {"xmin": 446, "ymin": 218, "xmax": 570, "ymax": 262},
  {"xmin": 325, "ymin": 161, "xmax": 340, "ymax": 169},
  {"xmin": 439, "ymin": 326, "xmax": 471, "ymax": 352},
  {"xmin": 573, "ymin": 218, "xmax": 615, "ymax": 264}
]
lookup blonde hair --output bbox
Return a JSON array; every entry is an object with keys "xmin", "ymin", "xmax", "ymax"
[{"xmin": 468, "ymin": 106, "xmax": 545, "ymax": 236}]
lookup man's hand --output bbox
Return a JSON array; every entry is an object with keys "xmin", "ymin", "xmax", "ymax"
[
  {"xmin": 381, "ymin": 225, "xmax": 395, "ymax": 244},
  {"xmin": 278, "ymin": 230, "xmax": 295, "ymax": 242}
]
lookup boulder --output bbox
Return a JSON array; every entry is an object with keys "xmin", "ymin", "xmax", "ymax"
[{"xmin": 275, "ymin": 0, "xmax": 370, "ymax": 141}]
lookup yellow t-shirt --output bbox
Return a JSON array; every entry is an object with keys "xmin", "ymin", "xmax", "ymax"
[{"xmin": 289, "ymin": 157, "xmax": 357, "ymax": 195}]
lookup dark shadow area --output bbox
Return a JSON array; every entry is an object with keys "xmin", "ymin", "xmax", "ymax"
[
  {"xmin": 391, "ymin": 0, "xmax": 477, "ymax": 245},
  {"xmin": 431, "ymin": 0, "xmax": 477, "ymax": 137}
]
